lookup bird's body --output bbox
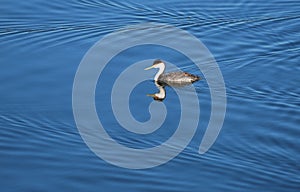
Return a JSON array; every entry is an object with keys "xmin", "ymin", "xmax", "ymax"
[
  {"xmin": 145, "ymin": 59, "xmax": 200, "ymax": 86},
  {"xmin": 158, "ymin": 71, "xmax": 199, "ymax": 85}
]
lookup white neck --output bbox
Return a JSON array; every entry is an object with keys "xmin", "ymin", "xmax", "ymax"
[{"xmin": 154, "ymin": 63, "xmax": 165, "ymax": 81}]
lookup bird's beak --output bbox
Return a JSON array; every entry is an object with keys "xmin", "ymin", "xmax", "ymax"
[
  {"xmin": 146, "ymin": 93, "xmax": 156, "ymax": 97},
  {"xmin": 144, "ymin": 65, "xmax": 154, "ymax": 70}
]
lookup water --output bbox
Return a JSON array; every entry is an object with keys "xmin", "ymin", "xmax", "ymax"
[{"xmin": 1, "ymin": 0, "xmax": 300, "ymax": 191}]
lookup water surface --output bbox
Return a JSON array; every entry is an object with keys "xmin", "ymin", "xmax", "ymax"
[{"xmin": 1, "ymin": 0, "xmax": 299, "ymax": 191}]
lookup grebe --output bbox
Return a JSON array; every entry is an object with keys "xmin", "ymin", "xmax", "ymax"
[{"xmin": 144, "ymin": 59, "xmax": 200, "ymax": 86}]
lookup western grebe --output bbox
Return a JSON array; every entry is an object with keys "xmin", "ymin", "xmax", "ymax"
[{"xmin": 144, "ymin": 59, "xmax": 200, "ymax": 85}]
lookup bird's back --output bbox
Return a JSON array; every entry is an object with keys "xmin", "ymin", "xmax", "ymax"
[{"xmin": 158, "ymin": 71, "xmax": 200, "ymax": 86}]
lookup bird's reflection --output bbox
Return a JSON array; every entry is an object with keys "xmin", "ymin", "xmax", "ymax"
[{"xmin": 147, "ymin": 81, "xmax": 166, "ymax": 102}]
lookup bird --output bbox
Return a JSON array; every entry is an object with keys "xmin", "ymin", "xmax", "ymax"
[{"xmin": 144, "ymin": 59, "xmax": 200, "ymax": 86}]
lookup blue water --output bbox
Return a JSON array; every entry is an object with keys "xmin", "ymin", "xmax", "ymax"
[{"xmin": 1, "ymin": 0, "xmax": 300, "ymax": 191}]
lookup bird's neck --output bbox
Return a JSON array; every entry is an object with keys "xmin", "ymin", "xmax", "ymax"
[{"xmin": 154, "ymin": 64, "xmax": 165, "ymax": 81}]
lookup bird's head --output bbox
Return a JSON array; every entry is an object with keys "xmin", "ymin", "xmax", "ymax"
[{"xmin": 144, "ymin": 59, "xmax": 165, "ymax": 70}]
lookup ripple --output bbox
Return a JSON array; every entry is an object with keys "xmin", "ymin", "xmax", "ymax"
[{"xmin": 1, "ymin": 0, "xmax": 300, "ymax": 191}]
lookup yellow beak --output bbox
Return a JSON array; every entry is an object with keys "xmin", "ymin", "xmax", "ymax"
[
  {"xmin": 144, "ymin": 65, "xmax": 154, "ymax": 70},
  {"xmin": 146, "ymin": 93, "xmax": 156, "ymax": 97}
]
